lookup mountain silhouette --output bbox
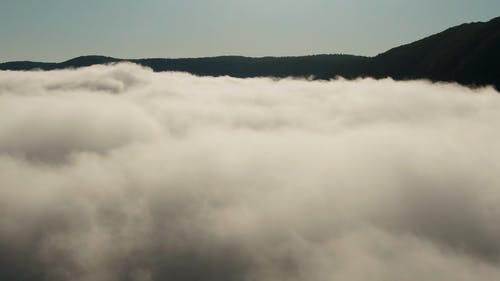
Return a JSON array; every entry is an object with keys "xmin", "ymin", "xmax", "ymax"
[
  {"xmin": 1, "ymin": 16, "xmax": 499, "ymax": 90},
  {"xmin": 370, "ymin": 16, "xmax": 500, "ymax": 89}
]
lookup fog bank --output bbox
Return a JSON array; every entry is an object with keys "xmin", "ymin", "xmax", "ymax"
[{"xmin": 1, "ymin": 63, "xmax": 500, "ymax": 281}]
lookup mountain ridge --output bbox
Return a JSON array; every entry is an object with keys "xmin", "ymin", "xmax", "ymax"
[{"xmin": 1, "ymin": 16, "xmax": 499, "ymax": 90}]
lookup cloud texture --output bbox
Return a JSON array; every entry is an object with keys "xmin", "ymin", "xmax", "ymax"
[{"xmin": 1, "ymin": 63, "xmax": 500, "ymax": 281}]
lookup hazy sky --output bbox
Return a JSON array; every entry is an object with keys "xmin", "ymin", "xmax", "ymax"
[{"xmin": 1, "ymin": 0, "xmax": 499, "ymax": 61}]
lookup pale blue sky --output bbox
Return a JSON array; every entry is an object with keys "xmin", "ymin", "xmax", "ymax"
[{"xmin": 1, "ymin": 0, "xmax": 499, "ymax": 62}]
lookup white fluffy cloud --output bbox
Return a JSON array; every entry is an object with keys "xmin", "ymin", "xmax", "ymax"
[{"xmin": 1, "ymin": 63, "xmax": 500, "ymax": 281}]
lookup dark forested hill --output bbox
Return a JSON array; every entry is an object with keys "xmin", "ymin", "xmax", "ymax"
[
  {"xmin": 370, "ymin": 16, "xmax": 500, "ymax": 89},
  {"xmin": 132, "ymin": 55, "xmax": 369, "ymax": 79},
  {"xmin": 1, "ymin": 16, "xmax": 499, "ymax": 89}
]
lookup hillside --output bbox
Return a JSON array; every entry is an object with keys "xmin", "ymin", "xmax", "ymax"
[
  {"xmin": 1, "ymin": 16, "xmax": 499, "ymax": 89},
  {"xmin": 371, "ymin": 16, "xmax": 500, "ymax": 88}
]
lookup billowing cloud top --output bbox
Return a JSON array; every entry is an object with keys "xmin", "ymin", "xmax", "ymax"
[{"xmin": 1, "ymin": 63, "xmax": 500, "ymax": 281}]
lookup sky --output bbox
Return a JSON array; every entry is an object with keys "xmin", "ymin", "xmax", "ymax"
[{"xmin": 1, "ymin": 0, "xmax": 499, "ymax": 62}]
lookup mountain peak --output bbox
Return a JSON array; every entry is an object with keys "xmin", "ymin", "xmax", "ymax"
[{"xmin": 61, "ymin": 56, "xmax": 120, "ymax": 67}]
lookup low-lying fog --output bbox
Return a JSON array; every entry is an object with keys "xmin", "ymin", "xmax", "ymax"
[{"xmin": 1, "ymin": 63, "xmax": 500, "ymax": 281}]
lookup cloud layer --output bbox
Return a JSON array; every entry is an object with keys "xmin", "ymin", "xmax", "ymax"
[{"xmin": 1, "ymin": 63, "xmax": 500, "ymax": 281}]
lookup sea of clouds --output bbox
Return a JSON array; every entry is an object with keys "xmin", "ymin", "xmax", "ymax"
[{"xmin": 1, "ymin": 63, "xmax": 500, "ymax": 281}]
